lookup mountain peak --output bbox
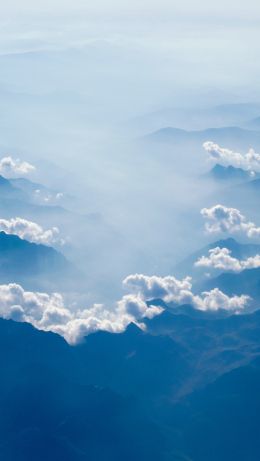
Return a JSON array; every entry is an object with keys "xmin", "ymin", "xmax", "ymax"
[{"xmin": 209, "ymin": 164, "xmax": 251, "ymax": 181}]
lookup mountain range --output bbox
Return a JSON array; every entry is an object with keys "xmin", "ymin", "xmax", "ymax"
[
  {"xmin": 128, "ymin": 103, "xmax": 260, "ymax": 135},
  {"xmin": 174, "ymin": 237, "xmax": 260, "ymax": 279},
  {"xmin": 1, "ymin": 298, "xmax": 260, "ymax": 460},
  {"xmin": 144, "ymin": 126, "xmax": 260, "ymax": 150},
  {"xmin": 202, "ymin": 266, "xmax": 260, "ymax": 303},
  {"xmin": 208, "ymin": 164, "xmax": 254, "ymax": 182},
  {"xmin": 0, "ymin": 231, "xmax": 79, "ymax": 290}
]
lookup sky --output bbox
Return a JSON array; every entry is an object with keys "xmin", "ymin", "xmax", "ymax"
[{"xmin": 0, "ymin": 0, "xmax": 260, "ymax": 120}]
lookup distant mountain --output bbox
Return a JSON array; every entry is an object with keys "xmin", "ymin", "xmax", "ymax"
[
  {"xmin": 10, "ymin": 177, "xmax": 54, "ymax": 195},
  {"xmin": 208, "ymin": 174, "xmax": 260, "ymax": 215},
  {"xmin": 0, "ymin": 176, "xmax": 70, "ymax": 224},
  {"xmin": 0, "ymin": 195, "xmax": 76, "ymax": 227},
  {"xmin": 235, "ymin": 177, "xmax": 260, "ymax": 192},
  {"xmin": 174, "ymin": 237, "xmax": 260, "ymax": 278},
  {"xmin": 128, "ymin": 103, "xmax": 260, "ymax": 135},
  {"xmin": 223, "ymin": 177, "xmax": 260, "ymax": 211},
  {"xmin": 0, "ymin": 175, "xmax": 75, "ymax": 223},
  {"xmin": 0, "ymin": 171, "xmax": 93, "ymax": 232},
  {"xmin": 10, "ymin": 177, "xmax": 73, "ymax": 207},
  {"xmin": 244, "ymin": 115, "xmax": 260, "ymax": 130},
  {"xmin": 144, "ymin": 126, "xmax": 260, "ymax": 150},
  {"xmin": 202, "ymin": 266, "xmax": 260, "ymax": 303},
  {"xmin": 0, "ymin": 174, "xmax": 28, "ymax": 200},
  {"xmin": 0, "ymin": 174, "xmax": 15, "ymax": 192},
  {"xmin": 208, "ymin": 164, "xmax": 252, "ymax": 182},
  {"xmin": 214, "ymin": 103, "xmax": 260, "ymax": 122},
  {"xmin": 0, "ymin": 231, "xmax": 78, "ymax": 289}
]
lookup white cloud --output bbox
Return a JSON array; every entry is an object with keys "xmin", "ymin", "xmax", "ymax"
[
  {"xmin": 191, "ymin": 288, "xmax": 250, "ymax": 312},
  {"xmin": 34, "ymin": 190, "xmax": 64, "ymax": 204},
  {"xmin": 203, "ymin": 141, "xmax": 260, "ymax": 173},
  {"xmin": 123, "ymin": 273, "xmax": 250, "ymax": 313},
  {"xmin": 0, "ymin": 272, "xmax": 251, "ymax": 344},
  {"xmin": 0, "ymin": 217, "xmax": 60, "ymax": 246},
  {"xmin": 195, "ymin": 247, "xmax": 260, "ymax": 272},
  {"xmin": 201, "ymin": 205, "xmax": 260, "ymax": 239},
  {"xmin": 123, "ymin": 273, "xmax": 193, "ymax": 304},
  {"xmin": 0, "ymin": 156, "xmax": 35, "ymax": 177},
  {"xmin": 0, "ymin": 283, "xmax": 163, "ymax": 345}
]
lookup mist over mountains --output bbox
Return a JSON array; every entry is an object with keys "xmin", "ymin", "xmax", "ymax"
[
  {"xmin": 1, "ymin": 1, "xmax": 260, "ymax": 458},
  {"xmin": 1, "ymin": 115, "xmax": 260, "ymax": 458}
]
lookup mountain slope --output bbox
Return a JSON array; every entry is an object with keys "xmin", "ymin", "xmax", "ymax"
[
  {"xmin": 203, "ymin": 266, "xmax": 260, "ymax": 302},
  {"xmin": 244, "ymin": 115, "xmax": 260, "ymax": 130},
  {"xmin": 0, "ymin": 231, "xmax": 78, "ymax": 289},
  {"xmin": 0, "ymin": 320, "xmax": 167, "ymax": 461},
  {"xmin": 2, "ymin": 301, "xmax": 260, "ymax": 460},
  {"xmin": 208, "ymin": 164, "xmax": 253, "ymax": 182},
  {"xmin": 145, "ymin": 126, "xmax": 260, "ymax": 150},
  {"xmin": 0, "ymin": 174, "xmax": 28, "ymax": 200},
  {"xmin": 10, "ymin": 177, "xmax": 73, "ymax": 207},
  {"xmin": 174, "ymin": 237, "xmax": 260, "ymax": 278},
  {"xmin": 170, "ymin": 356, "xmax": 260, "ymax": 461}
]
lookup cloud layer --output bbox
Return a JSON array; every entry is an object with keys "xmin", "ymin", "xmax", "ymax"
[
  {"xmin": 203, "ymin": 142, "xmax": 260, "ymax": 173},
  {"xmin": 123, "ymin": 273, "xmax": 250, "ymax": 313},
  {"xmin": 0, "ymin": 156, "xmax": 35, "ymax": 177},
  {"xmin": 0, "ymin": 274, "xmax": 251, "ymax": 344},
  {"xmin": 0, "ymin": 283, "xmax": 163, "ymax": 345},
  {"xmin": 201, "ymin": 205, "xmax": 260, "ymax": 239},
  {"xmin": 0, "ymin": 217, "xmax": 60, "ymax": 246},
  {"xmin": 123, "ymin": 273, "xmax": 193, "ymax": 304},
  {"xmin": 195, "ymin": 247, "xmax": 260, "ymax": 272}
]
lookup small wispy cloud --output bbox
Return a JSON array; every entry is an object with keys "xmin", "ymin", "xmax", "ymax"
[{"xmin": 0, "ymin": 156, "xmax": 35, "ymax": 177}]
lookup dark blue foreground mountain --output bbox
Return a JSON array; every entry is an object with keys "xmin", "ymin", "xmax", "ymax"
[
  {"xmin": 169, "ymin": 357, "xmax": 260, "ymax": 461},
  {"xmin": 1, "ymin": 302, "xmax": 260, "ymax": 460},
  {"xmin": 0, "ymin": 319, "xmax": 184, "ymax": 461}
]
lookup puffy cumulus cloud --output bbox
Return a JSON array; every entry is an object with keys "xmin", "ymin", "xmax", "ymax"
[
  {"xmin": 203, "ymin": 142, "xmax": 260, "ymax": 173},
  {"xmin": 117, "ymin": 294, "xmax": 163, "ymax": 321},
  {"xmin": 0, "ymin": 274, "xmax": 251, "ymax": 344},
  {"xmin": 0, "ymin": 156, "xmax": 35, "ymax": 177},
  {"xmin": 191, "ymin": 289, "xmax": 250, "ymax": 313},
  {"xmin": 0, "ymin": 283, "xmax": 163, "ymax": 345},
  {"xmin": 195, "ymin": 247, "xmax": 260, "ymax": 272},
  {"xmin": 123, "ymin": 273, "xmax": 250, "ymax": 313},
  {"xmin": 201, "ymin": 205, "xmax": 260, "ymax": 239},
  {"xmin": 123, "ymin": 274, "xmax": 193, "ymax": 304},
  {"xmin": 0, "ymin": 217, "xmax": 60, "ymax": 246}
]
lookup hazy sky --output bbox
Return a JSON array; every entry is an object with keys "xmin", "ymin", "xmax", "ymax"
[
  {"xmin": 0, "ymin": 0, "xmax": 259, "ymax": 118},
  {"xmin": 1, "ymin": 0, "xmax": 260, "ymax": 18}
]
